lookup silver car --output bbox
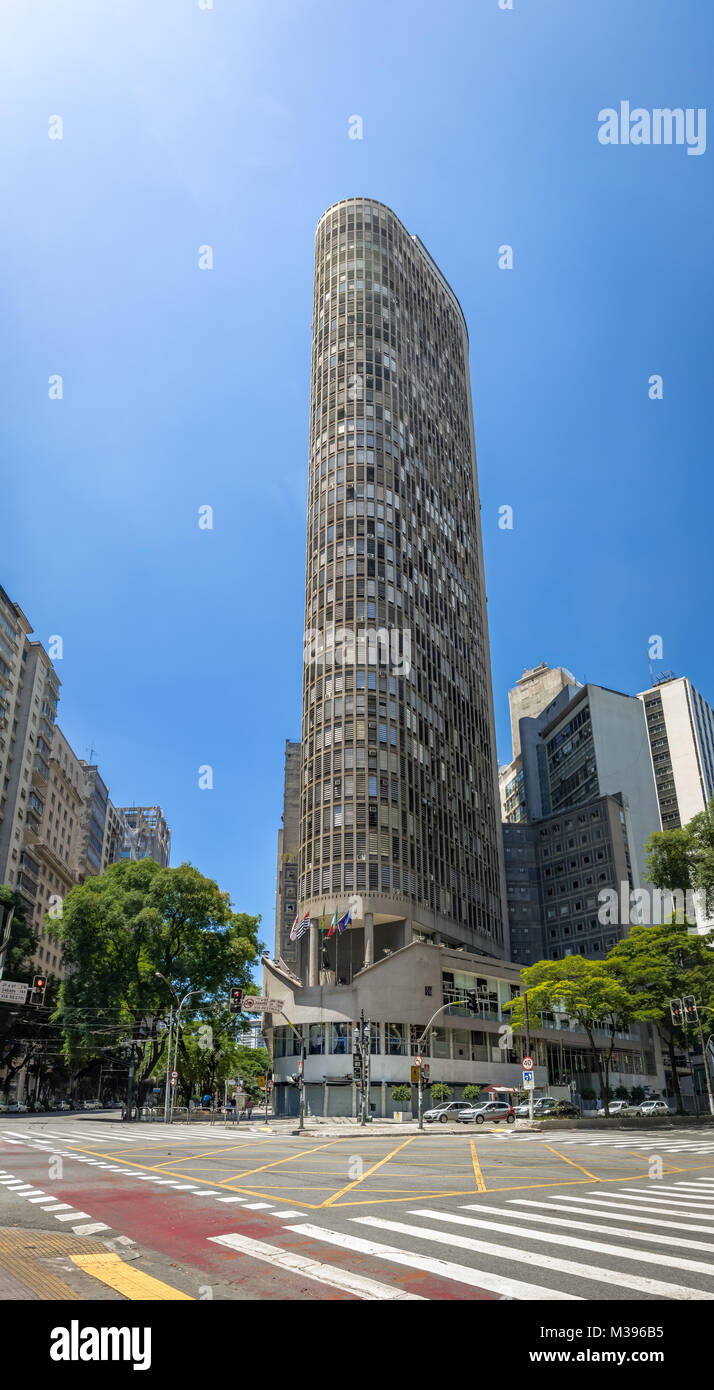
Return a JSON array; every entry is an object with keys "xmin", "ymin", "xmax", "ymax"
[
  {"xmin": 458, "ymin": 1100, "xmax": 516, "ymax": 1125},
  {"xmin": 423, "ymin": 1101, "xmax": 473, "ymax": 1125}
]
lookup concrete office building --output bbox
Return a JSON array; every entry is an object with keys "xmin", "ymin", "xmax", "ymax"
[
  {"xmin": 504, "ymin": 793, "xmax": 636, "ymax": 965},
  {"xmin": 508, "ymin": 663, "xmax": 579, "ymax": 761},
  {"xmin": 29, "ymin": 726, "xmax": 85, "ymax": 977},
  {"xmin": 263, "ymin": 945, "xmax": 665, "ymax": 1118},
  {"xmin": 638, "ymin": 676, "xmax": 714, "ymax": 831},
  {"xmin": 265, "ymin": 199, "xmax": 511, "ymax": 1114},
  {"xmin": 539, "ymin": 684, "xmax": 660, "ymax": 893},
  {"xmin": 293, "ymin": 196, "xmax": 507, "ymax": 985},
  {"xmin": 0, "ymin": 588, "xmax": 61, "ymax": 900},
  {"xmin": 500, "ymin": 668, "xmax": 581, "ymax": 825},
  {"xmin": 115, "ymin": 805, "xmax": 171, "ymax": 867}
]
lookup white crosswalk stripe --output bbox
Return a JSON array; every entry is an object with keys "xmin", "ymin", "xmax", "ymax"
[{"xmin": 273, "ymin": 1176, "xmax": 714, "ymax": 1300}]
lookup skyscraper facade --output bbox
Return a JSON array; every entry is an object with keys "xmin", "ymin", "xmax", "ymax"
[
  {"xmin": 297, "ymin": 197, "xmax": 507, "ymax": 982},
  {"xmin": 637, "ymin": 676, "xmax": 714, "ymax": 831}
]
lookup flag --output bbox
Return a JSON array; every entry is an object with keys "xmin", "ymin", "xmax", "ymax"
[
  {"xmin": 290, "ymin": 911, "xmax": 310, "ymax": 942},
  {"xmin": 327, "ymin": 909, "xmax": 339, "ymax": 938},
  {"xmin": 320, "ymin": 904, "xmax": 326, "ymax": 933},
  {"xmin": 337, "ymin": 909, "xmax": 352, "ymax": 934}
]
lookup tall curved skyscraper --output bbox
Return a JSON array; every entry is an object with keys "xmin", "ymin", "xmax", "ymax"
[{"xmin": 279, "ymin": 197, "xmax": 507, "ymax": 984}]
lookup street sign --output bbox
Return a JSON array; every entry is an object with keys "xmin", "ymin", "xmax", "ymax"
[
  {"xmin": 171, "ymin": 1071, "xmax": 178, "ymax": 1080},
  {"xmin": 243, "ymin": 997, "xmax": 284, "ymax": 1013},
  {"xmin": 415, "ymin": 1054, "xmax": 422, "ymax": 1067},
  {"xmin": 410, "ymin": 1066, "xmax": 419, "ymax": 1085},
  {"xmin": 522, "ymin": 1056, "xmax": 533, "ymax": 1070},
  {"xmin": 0, "ymin": 981, "xmax": 28, "ymax": 1004},
  {"xmin": 522, "ymin": 1070, "xmax": 534, "ymax": 1090}
]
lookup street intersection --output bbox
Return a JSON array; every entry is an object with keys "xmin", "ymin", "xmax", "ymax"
[{"xmin": 2, "ymin": 1114, "xmax": 714, "ymax": 1301}]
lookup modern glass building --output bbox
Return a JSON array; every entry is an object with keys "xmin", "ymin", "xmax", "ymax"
[{"xmin": 294, "ymin": 197, "xmax": 508, "ymax": 984}]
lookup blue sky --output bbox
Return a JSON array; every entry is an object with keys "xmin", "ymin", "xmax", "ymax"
[{"xmin": 1, "ymin": 0, "xmax": 712, "ymax": 963}]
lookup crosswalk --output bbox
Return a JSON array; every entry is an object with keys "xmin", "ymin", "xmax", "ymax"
[
  {"xmin": 556, "ymin": 1132, "xmax": 714, "ymax": 1155},
  {"xmin": 1, "ymin": 1124, "xmax": 217, "ymax": 1149},
  {"xmin": 252, "ymin": 1176, "xmax": 714, "ymax": 1300},
  {"xmin": 501, "ymin": 1128, "xmax": 714, "ymax": 1155}
]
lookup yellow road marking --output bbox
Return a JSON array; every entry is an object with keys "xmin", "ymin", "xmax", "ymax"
[
  {"xmin": 222, "ymin": 1138, "xmax": 346, "ymax": 1182},
  {"xmin": 152, "ymin": 1140, "xmax": 276, "ymax": 1169},
  {"xmin": 322, "ymin": 1137, "xmax": 417, "ymax": 1208},
  {"xmin": 470, "ymin": 1140, "xmax": 486, "ymax": 1193},
  {"xmin": 71, "ymin": 1252, "xmax": 192, "ymax": 1300},
  {"xmin": 543, "ymin": 1143, "xmax": 600, "ymax": 1180}
]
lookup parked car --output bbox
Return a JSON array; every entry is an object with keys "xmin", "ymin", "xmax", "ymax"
[
  {"xmin": 514, "ymin": 1095, "xmax": 562, "ymax": 1117},
  {"xmin": 594, "ymin": 1099, "xmax": 632, "ymax": 1117},
  {"xmin": 458, "ymin": 1100, "xmax": 516, "ymax": 1125},
  {"xmin": 423, "ymin": 1101, "xmax": 473, "ymax": 1124},
  {"xmin": 638, "ymin": 1100, "xmax": 672, "ymax": 1117}
]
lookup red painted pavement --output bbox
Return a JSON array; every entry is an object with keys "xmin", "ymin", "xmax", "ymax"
[{"xmin": 0, "ymin": 1141, "xmax": 496, "ymax": 1300}]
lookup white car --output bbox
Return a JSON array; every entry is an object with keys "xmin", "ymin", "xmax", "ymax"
[
  {"xmin": 594, "ymin": 1099, "xmax": 632, "ymax": 1117},
  {"xmin": 638, "ymin": 1100, "xmax": 672, "ymax": 1117}
]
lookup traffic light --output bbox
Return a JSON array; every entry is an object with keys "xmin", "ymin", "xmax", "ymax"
[
  {"xmin": 31, "ymin": 975, "xmax": 47, "ymax": 1005},
  {"xmin": 353, "ymin": 1052, "xmax": 363, "ymax": 1082},
  {"xmin": 465, "ymin": 991, "xmax": 478, "ymax": 1015},
  {"xmin": 683, "ymin": 996, "xmax": 699, "ymax": 1025},
  {"xmin": 229, "ymin": 988, "xmax": 243, "ymax": 1014},
  {"xmin": 669, "ymin": 998, "xmax": 683, "ymax": 1027}
]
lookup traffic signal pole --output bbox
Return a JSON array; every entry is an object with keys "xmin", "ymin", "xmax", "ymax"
[
  {"xmin": 163, "ymin": 1007, "xmax": 173, "ymax": 1124},
  {"xmin": 698, "ymin": 1014, "xmax": 714, "ymax": 1117},
  {"xmin": 524, "ymin": 990, "xmax": 534, "ymax": 1124}
]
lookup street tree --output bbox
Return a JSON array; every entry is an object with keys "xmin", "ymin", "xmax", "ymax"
[
  {"xmin": 506, "ymin": 956, "xmax": 655, "ymax": 1115},
  {"xmin": 606, "ymin": 916, "xmax": 714, "ymax": 1113},
  {"xmin": 49, "ymin": 858, "xmax": 261, "ymax": 1110}
]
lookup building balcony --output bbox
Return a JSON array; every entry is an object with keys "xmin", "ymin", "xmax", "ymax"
[{"xmin": 31, "ymin": 757, "xmax": 49, "ymax": 789}]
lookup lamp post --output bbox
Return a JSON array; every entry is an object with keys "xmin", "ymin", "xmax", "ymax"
[
  {"xmin": 155, "ymin": 974, "xmax": 201, "ymax": 1123},
  {"xmin": 171, "ymin": 991, "xmax": 202, "ymax": 1122},
  {"xmin": 416, "ymin": 998, "xmax": 474, "ymax": 1131}
]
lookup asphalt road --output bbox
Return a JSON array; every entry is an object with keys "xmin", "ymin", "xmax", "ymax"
[{"xmin": 2, "ymin": 1112, "xmax": 714, "ymax": 1301}]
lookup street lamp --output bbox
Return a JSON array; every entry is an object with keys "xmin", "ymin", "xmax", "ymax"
[
  {"xmin": 154, "ymin": 972, "xmax": 177, "ymax": 1123},
  {"xmin": 154, "ymin": 973, "xmax": 202, "ymax": 1123},
  {"xmin": 171, "ymin": 990, "xmax": 202, "ymax": 1122}
]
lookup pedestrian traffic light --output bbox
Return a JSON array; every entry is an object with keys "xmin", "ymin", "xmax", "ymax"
[
  {"xmin": 683, "ymin": 996, "xmax": 699, "ymax": 1024},
  {"xmin": 31, "ymin": 975, "xmax": 47, "ymax": 1004},
  {"xmin": 669, "ymin": 998, "xmax": 683, "ymax": 1027},
  {"xmin": 229, "ymin": 988, "xmax": 243, "ymax": 1014},
  {"xmin": 465, "ymin": 991, "xmax": 478, "ymax": 1015}
]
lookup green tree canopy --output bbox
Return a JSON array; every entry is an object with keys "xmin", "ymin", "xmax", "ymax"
[
  {"xmin": 505, "ymin": 955, "xmax": 655, "ymax": 1115},
  {"xmin": 49, "ymin": 859, "xmax": 261, "ymax": 1105},
  {"xmin": 606, "ymin": 916, "xmax": 714, "ymax": 1112}
]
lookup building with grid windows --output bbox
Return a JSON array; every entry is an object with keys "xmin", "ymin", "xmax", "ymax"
[
  {"xmin": 264, "ymin": 198, "xmax": 513, "ymax": 1114},
  {"xmin": 289, "ymin": 197, "xmax": 507, "ymax": 986},
  {"xmin": 637, "ymin": 676, "xmax": 714, "ymax": 831}
]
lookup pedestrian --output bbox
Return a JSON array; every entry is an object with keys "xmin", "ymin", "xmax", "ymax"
[{"xmin": 245, "ymin": 1096, "xmax": 254, "ymax": 1121}]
